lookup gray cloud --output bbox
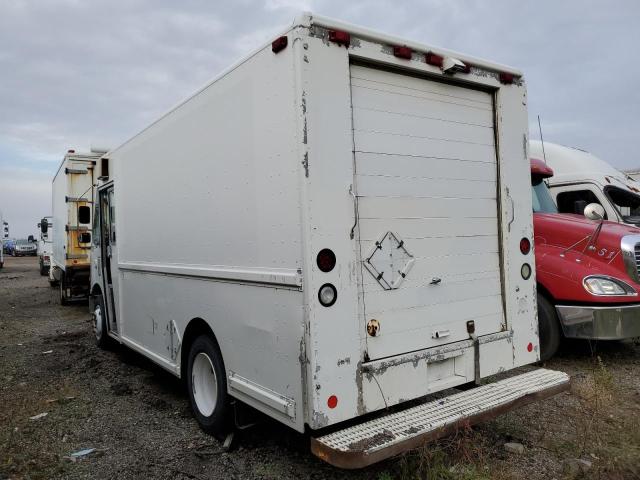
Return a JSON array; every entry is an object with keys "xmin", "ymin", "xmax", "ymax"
[{"xmin": 1, "ymin": 0, "xmax": 639, "ymax": 237}]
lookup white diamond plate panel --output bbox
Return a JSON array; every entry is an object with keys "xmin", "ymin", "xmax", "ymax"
[{"xmin": 364, "ymin": 231, "xmax": 414, "ymax": 290}]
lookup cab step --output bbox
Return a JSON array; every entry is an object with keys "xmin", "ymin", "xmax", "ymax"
[{"xmin": 310, "ymin": 368, "xmax": 570, "ymax": 469}]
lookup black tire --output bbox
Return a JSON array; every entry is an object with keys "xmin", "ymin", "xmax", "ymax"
[
  {"xmin": 59, "ymin": 275, "xmax": 69, "ymax": 306},
  {"xmin": 186, "ymin": 334, "xmax": 231, "ymax": 438},
  {"xmin": 39, "ymin": 260, "xmax": 46, "ymax": 276},
  {"xmin": 93, "ymin": 293, "xmax": 112, "ymax": 349},
  {"xmin": 537, "ymin": 293, "xmax": 562, "ymax": 362}
]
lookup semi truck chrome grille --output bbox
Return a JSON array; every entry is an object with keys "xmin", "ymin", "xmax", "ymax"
[{"xmin": 620, "ymin": 235, "xmax": 640, "ymax": 283}]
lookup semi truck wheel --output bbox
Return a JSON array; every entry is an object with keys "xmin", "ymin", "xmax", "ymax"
[
  {"xmin": 93, "ymin": 294, "xmax": 111, "ymax": 348},
  {"xmin": 39, "ymin": 259, "xmax": 46, "ymax": 276},
  {"xmin": 186, "ymin": 334, "xmax": 231, "ymax": 438},
  {"xmin": 537, "ymin": 293, "xmax": 561, "ymax": 362}
]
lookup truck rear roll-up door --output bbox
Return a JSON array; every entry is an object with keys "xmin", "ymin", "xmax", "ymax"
[{"xmin": 350, "ymin": 64, "xmax": 504, "ymax": 360}]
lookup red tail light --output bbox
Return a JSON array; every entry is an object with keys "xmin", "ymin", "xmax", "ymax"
[
  {"xmin": 393, "ymin": 46, "xmax": 413, "ymax": 60},
  {"xmin": 272, "ymin": 36, "xmax": 288, "ymax": 54},
  {"xmin": 317, "ymin": 249, "xmax": 336, "ymax": 273},
  {"xmin": 499, "ymin": 72, "xmax": 515, "ymax": 84},
  {"xmin": 328, "ymin": 30, "xmax": 350, "ymax": 46},
  {"xmin": 425, "ymin": 52, "xmax": 443, "ymax": 67},
  {"xmin": 520, "ymin": 237, "xmax": 531, "ymax": 255}
]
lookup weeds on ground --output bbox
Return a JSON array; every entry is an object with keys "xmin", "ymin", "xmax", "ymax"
[
  {"xmin": 552, "ymin": 354, "xmax": 640, "ymax": 478},
  {"xmin": 568, "ymin": 355, "xmax": 614, "ymax": 455},
  {"xmin": 377, "ymin": 423, "xmax": 512, "ymax": 480}
]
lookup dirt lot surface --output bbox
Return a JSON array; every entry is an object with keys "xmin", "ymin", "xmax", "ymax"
[{"xmin": 1, "ymin": 256, "xmax": 639, "ymax": 479}]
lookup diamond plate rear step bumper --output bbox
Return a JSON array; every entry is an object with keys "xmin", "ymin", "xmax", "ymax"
[{"xmin": 310, "ymin": 368, "xmax": 570, "ymax": 469}]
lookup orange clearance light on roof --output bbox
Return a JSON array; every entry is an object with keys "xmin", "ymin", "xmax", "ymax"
[
  {"xmin": 393, "ymin": 46, "xmax": 413, "ymax": 60},
  {"xmin": 327, "ymin": 395, "xmax": 338, "ymax": 409},
  {"xmin": 272, "ymin": 36, "xmax": 288, "ymax": 54},
  {"xmin": 328, "ymin": 30, "xmax": 350, "ymax": 46}
]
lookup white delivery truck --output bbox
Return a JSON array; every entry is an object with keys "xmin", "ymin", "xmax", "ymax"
[
  {"xmin": 0, "ymin": 211, "xmax": 5, "ymax": 269},
  {"xmin": 51, "ymin": 149, "xmax": 107, "ymax": 304},
  {"xmin": 90, "ymin": 13, "xmax": 569, "ymax": 468},
  {"xmin": 37, "ymin": 216, "xmax": 53, "ymax": 275},
  {"xmin": 530, "ymin": 140, "xmax": 640, "ymax": 226}
]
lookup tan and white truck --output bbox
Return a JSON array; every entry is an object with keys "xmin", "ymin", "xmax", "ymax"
[{"xmin": 50, "ymin": 148, "xmax": 108, "ymax": 304}]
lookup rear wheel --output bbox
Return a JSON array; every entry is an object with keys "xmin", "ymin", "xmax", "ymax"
[
  {"xmin": 537, "ymin": 293, "xmax": 562, "ymax": 362},
  {"xmin": 39, "ymin": 259, "xmax": 46, "ymax": 276},
  {"xmin": 186, "ymin": 334, "xmax": 231, "ymax": 438}
]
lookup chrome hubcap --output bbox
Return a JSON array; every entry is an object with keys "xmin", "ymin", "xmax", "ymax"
[
  {"xmin": 192, "ymin": 352, "xmax": 218, "ymax": 416},
  {"xmin": 94, "ymin": 304, "xmax": 102, "ymax": 340}
]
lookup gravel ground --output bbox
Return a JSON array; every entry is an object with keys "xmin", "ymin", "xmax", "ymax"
[{"xmin": 1, "ymin": 256, "xmax": 639, "ymax": 479}]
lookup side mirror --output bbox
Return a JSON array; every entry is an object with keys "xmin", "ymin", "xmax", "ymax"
[
  {"xmin": 28, "ymin": 235, "xmax": 35, "ymax": 243},
  {"xmin": 584, "ymin": 203, "xmax": 605, "ymax": 221},
  {"xmin": 40, "ymin": 219, "xmax": 48, "ymax": 234}
]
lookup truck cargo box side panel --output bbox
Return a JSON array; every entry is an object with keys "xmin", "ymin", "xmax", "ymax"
[{"xmin": 110, "ymin": 35, "xmax": 306, "ymax": 430}]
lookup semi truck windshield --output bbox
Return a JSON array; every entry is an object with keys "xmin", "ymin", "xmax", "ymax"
[{"xmin": 532, "ymin": 178, "xmax": 558, "ymax": 214}]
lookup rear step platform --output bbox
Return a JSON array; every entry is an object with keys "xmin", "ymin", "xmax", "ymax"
[{"xmin": 311, "ymin": 368, "xmax": 570, "ymax": 469}]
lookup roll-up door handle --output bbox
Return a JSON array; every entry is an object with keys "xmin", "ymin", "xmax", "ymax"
[{"xmin": 349, "ymin": 184, "xmax": 358, "ymax": 240}]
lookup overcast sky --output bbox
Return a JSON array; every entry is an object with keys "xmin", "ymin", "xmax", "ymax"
[{"xmin": 1, "ymin": 0, "xmax": 639, "ymax": 238}]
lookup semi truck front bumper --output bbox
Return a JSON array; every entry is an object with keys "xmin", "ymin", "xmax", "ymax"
[
  {"xmin": 556, "ymin": 304, "xmax": 640, "ymax": 340},
  {"xmin": 311, "ymin": 369, "xmax": 569, "ymax": 469}
]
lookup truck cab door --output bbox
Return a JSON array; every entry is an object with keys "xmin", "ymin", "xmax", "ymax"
[{"xmin": 551, "ymin": 183, "xmax": 617, "ymax": 221}]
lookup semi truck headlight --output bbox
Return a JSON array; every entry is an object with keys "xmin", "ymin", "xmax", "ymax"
[{"xmin": 583, "ymin": 276, "xmax": 637, "ymax": 296}]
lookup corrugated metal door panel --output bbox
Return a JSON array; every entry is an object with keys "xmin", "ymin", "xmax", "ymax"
[
  {"xmin": 361, "ymin": 251, "xmax": 500, "ymax": 288},
  {"xmin": 358, "ymin": 197, "xmax": 497, "ymax": 220},
  {"xmin": 355, "ymin": 175, "xmax": 497, "ymax": 200},
  {"xmin": 354, "ymin": 130, "xmax": 496, "ymax": 162},
  {"xmin": 357, "ymin": 218, "xmax": 498, "ymax": 242},
  {"xmin": 351, "ymin": 64, "xmax": 504, "ymax": 360},
  {"xmin": 355, "ymin": 152, "xmax": 496, "ymax": 182}
]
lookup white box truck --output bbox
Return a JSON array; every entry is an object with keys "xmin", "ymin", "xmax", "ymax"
[
  {"xmin": 0, "ymin": 211, "xmax": 5, "ymax": 269},
  {"xmin": 90, "ymin": 13, "xmax": 569, "ymax": 468},
  {"xmin": 37, "ymin": 216, "xmax": 53, "ymax": 275},
  {"xmin": 50, "ymin": 150, "xmax": 104, "ymax": 304}
]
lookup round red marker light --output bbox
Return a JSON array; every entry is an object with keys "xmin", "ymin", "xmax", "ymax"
[
  {"xmin": 527, "ymin": 342, "xmax": 533, "ymax": 352},
  {"xmin": 520, "ymin": 237, "xmax": 531, "ymax": 255},
  {"xmin": 327, "ymin": 395, "xmax": 338, "ymax": 409},
  {"xmin": 317, "ymin": 248, "xmax": 336, "ymax": 273}
]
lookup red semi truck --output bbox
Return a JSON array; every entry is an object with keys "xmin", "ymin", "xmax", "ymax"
[{"xmin": 531, "ymin": 158, "xmax": 640, "ymax": 360}]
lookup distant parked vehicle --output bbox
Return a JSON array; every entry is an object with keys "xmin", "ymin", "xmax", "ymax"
[
  {"xmin": 3, "ymin": 238, "xmax": 15, "ymax": 255},
  {"xmin": 13, "ymin": 239, "xmax": 37, "ymax": 257},
  {"xmin": 0, "ymin": 211, "xmax": 4, "ymax": 268},
  {"xmin": 37, "ymin": 217, "xmax": 53, "ymax": 275},
  {"xmin": 50, "ymin": 148, "xmax": 109, "ymax": 304}
]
